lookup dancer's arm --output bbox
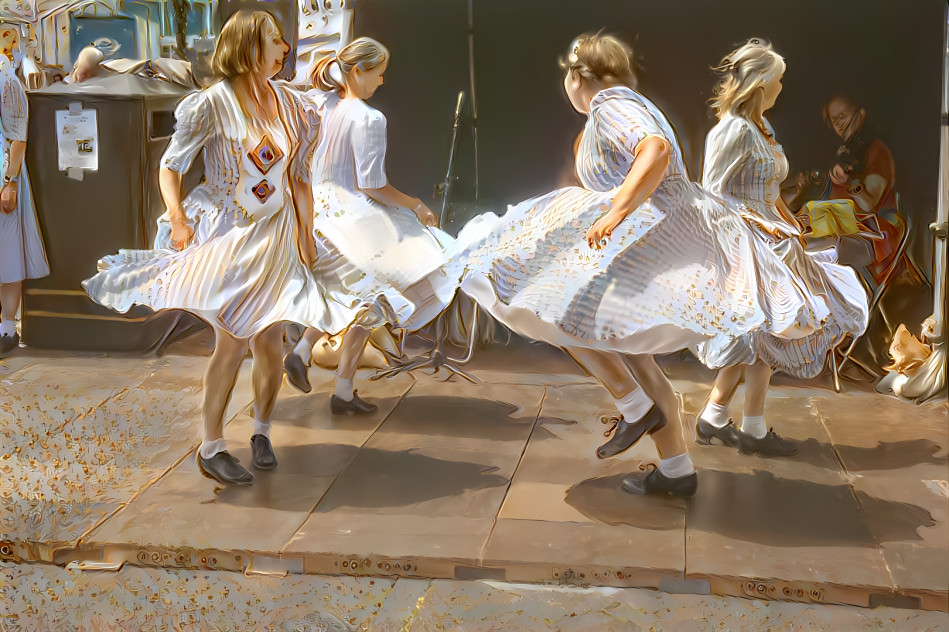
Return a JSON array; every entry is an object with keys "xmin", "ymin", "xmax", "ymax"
[
  {"xmin": 363, "ymin": 183, "xmax": 438, "ymax": 228},
  {"xmin": 292, "ymin": 176, "xmax": 317, "ymax": 268},
  {"xmin": 587, "ymin": 135, "xmax": 670, "ymax": 249},
  {"xmin": 354, "ymin": 107, "xmax": 438, "ymax": 228},
  {"xmin": 159, "ymin": 168, "xmax": 194, "ymax": 250},
  {"xmin": 159, "ymin": 92, "xmax": 210, "ymax": 250},
  {"xmin": 0, "ymin": 140, "xmax": 23, "ymax": 214},
  {"xmin": 0, "ymin": 77, "xmax": 27, "ymax": 215}
]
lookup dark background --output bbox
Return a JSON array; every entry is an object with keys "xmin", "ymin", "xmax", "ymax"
[{"xmin": 355, "ymin": 0, "xmax": 945, "ymax": 274}]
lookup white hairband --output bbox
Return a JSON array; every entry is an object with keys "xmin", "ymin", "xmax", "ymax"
[{"xmin": 328, "ymin": 59, "xmax": 344, "ymax": 86}]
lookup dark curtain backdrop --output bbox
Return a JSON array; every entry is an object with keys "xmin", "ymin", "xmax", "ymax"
[{"xmin": 355, "ymin": 0, "xmax": 944, "ymax": 267}]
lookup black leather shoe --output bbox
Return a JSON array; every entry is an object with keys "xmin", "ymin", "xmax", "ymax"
[
  {"xmin": 330, "ymin": 390, "xmax": 378, "ymax": 416},
  {"xmin": 0, "ymin": 333, "xmax": 19, "ymax": 355},
  {"xmin": 197, "ymin": 451, "xmax": 254, "ymax": 485},
  {"xmin": 596, "ymin": 405, "xmax": 667, "ymax": 459},
  {"xmin": 250, "ymin": 434, "xmax": 277, "ymax": 471},
  {"xmin": 738, "ymin": 428, "xmax": 799, "ymax": 457},
  {"xmin": 621, "ymin": 465, "xmax": 698, "ymax": 497},
  {"xmin": 283, "ymin": 351, "xmax": 312, "ymax": 394},
  {"xmin": 695, "ymin": 418, "xmax": 740, "ymax": 447}
]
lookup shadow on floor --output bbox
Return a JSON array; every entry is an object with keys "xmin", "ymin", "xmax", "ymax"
[
  {"xmin": 687, "ymin": 469, "xmax": 936, "ymax": 547},
  {"xmin": 313, "ymin": 447, "xmax": 511, "ymax": 513},
  {"xmin": 777, "ymin": 437, "xmax": 947, "ymax": 471},
  {"xmin": 379, "ymin": 396, "xmax": 537, "ymax": 441},
  {"xmin": 565, "ymin": 469, "xmax": 936, "ymax": 547},
  {"xmin": 565, "ymin": 473, "xmax": 686, "ymax": 530}
]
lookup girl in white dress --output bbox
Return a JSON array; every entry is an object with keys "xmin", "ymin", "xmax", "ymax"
[
  {"xmin": 696, "ymin": 39, "xmax": 869, "ymax": 456},
  {"xmin": 283, "ymin": 37, "xmax": 457, "ymax": 414},
  {"xmin": 0, "ymin": 27, "xmax": 49, "ymax": 356},
  {"xmin": 83, "ymin": 11, "xmax": 362, "ymax": 486},
  {"xmin": 450, "ymin": 34, "xmax": 831, "ymax": 495}
]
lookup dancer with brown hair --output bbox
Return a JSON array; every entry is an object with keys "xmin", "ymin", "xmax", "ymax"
[{"xmin": 83, "ymin": 11, "xmax": 363, "ymax": 486}]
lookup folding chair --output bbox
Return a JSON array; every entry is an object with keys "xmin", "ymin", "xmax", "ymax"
[{"xmin": 830, "ymin": 203, "xmax": 913, "ymax": 391}]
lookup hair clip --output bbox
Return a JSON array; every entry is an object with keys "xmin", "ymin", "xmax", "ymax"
[{"xmin": 567, "ymin": 38, "xmax": 581, "ymax": 65}]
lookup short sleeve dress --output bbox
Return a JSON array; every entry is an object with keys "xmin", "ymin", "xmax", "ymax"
[{"xmin": 0, "ymin": 62, "xmax": 49, "ymax": 284}]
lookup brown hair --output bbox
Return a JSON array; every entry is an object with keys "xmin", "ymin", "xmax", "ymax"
[
  {"xmin": 210, "ymin": 10, "xmax": 282, "ymax": 79},
  {"xmin": 560, "ymin": 32, "xmax": 637, "ymax": 90},
  {"xmin": 311, "ymin": 37, "xmax": 389, "ymax": 93},
  {"xmin": 709, "ymin": 38, "xmax": 785, "ymax": 121}
]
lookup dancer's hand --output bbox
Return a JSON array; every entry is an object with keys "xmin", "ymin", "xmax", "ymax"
[
  {"xmin": 413, "ymin": 201, "xmax": 439, "ymax": 228},
  {"xmin": 0, "ymin": 182, "xmax": 17, "ymax": 214},
  {"xmin": 587, "ymin": 209, "xmax": 627, "ymax": 250},
  {"xmin": 169, "ymin": 217, "xmax": 194, "ymax": 251}
]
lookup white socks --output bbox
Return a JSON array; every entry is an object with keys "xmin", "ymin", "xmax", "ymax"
[
  {"xmin": 615, "ymin": 388, "xmax": 654, "ymax": 425},
  {"xmin": 252, "ymin": 419, "xmax": 271, "ymax": 438},
  {"xmin": 701, "ymin": 402, "xmax": 766, "ymax": 438},
  {"xmin": 0, "ymin": 319, "xmax": 15, "ymax": 337},
  {"xmin": 658, "ymin": 453, "xmax": 695, "ymax": 478},
  {"xmin": 741, "ymin": 415, "xmax": 767, "ymax": 439},
  {"xmin": 201, "ymin": 420, "xmax": 271, "ymax": 460},
  {"xmin": 334, "ymin": 375, "xmax": 354, "ymax": 402},
  {"xmin": 700, "ymin": 401, "xmax": 729, "ymax": 428},
  {"xmin": 199, "ymin": 438, "xmax": 226, "ymax": 460},
  {"xmin": 293, "ymin": 338, "xmax": 313, "ymax": 365}
]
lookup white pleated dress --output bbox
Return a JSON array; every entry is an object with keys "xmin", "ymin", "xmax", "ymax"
[
  {"xmin": 82, "ymin": 80, "xmax": 362, "ymax": 339},
  {"xmin": 700, "ymin": 114, "xmax": 869, "ymax": 377},
  {"xmin": 304, "ymin": 90, "xmax": 456, "ymax": 331},
  {"xmin": 448, "ymin": 86, "xmax": 831, "ymax": 360},
  {"xmin": 0, "ymin": 63, "xmax": 49, "ymax": 284}
]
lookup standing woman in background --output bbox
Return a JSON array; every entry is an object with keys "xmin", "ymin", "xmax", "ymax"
[
  {"xmin": 697, "ymin": 39, "xmax": 868, "ymax": 455},
  {"xmin": 0, "ymin": 23, "xmax": 49, "ymax": 356}
]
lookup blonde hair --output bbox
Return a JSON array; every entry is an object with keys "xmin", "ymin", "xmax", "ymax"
[
  {"xmin": 211, "ymin": 10, "xmax": 283, "ymax": 79},
  {"xmin": 311, "ymin": 37, "xmax": 389, "ymax": 92},
  {"xmin": 560, "ymin": 32, "xmax": 637, "ymax": 90},
  {"xmin": 709, "ymin": 38, "xmax": 785, "ymax": 121}
]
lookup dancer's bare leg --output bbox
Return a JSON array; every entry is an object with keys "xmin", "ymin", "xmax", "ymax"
[
  {"xmin": 621, "ymin": 354, "xmax": 686, "ymax": 459},
  {"xmin": 0, "ymin": 281, "xmax": 22, "ymax": 348},
  {"xmin": 697, "ymin": 364, "xmax": 744, "ymax": 444},
  {"xmin": 247, "ymin": 323, "xmax": 284, "ymax": 470},
  {"xmin": 249, "ymin": 323, "xmax": 285, "ymax": 423},
  {"xmin": 565, "ymin": 347, "xmax": 661, "ymax": 460},
  {"xmin": 203, "ymin": 327, "xmax": 247, "ymax": 442},
  {"xmin": 709, "ymin": 365, "xmax": 743, "ymax": 406},
  {"xmin": 618, "ymin": 353, "xmax": 697, "ymax": 495},
  {"xmin": 331, "ymin": 324, "xmax": 377, "ymax": 414},
  {"xmin": 734, "ymin": 359, "xmax": 795, "ymax": 455},
  {"xmin": 742, "ymin": 360, "xmax": 771, "ymax": 419},
  {"xmin": 197, "ymin": 327, "xmax": 253, "ymax": 485},
  {"xmin": 337, "ymin": 324, "xmax": 371, "ymax": 385},
  {"xmin": 566, "ymin": 347, "xmax": 643, "ymax": 399}
]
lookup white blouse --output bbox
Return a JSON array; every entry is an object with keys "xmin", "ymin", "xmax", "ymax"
[{"xmin": 305, "ymin": 90, "xmax": 387, "ymax": 191}]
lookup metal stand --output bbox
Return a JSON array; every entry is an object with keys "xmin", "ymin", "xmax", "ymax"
[
  {"xmin": 372, "ymin": 302, "xmax": 481, "ymax": 383},
  {"xmin": 372, "ymin": 89, "xmax": 481, "ymax": 382}
]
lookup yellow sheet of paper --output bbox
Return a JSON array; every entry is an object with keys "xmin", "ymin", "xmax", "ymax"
[{"xmin": 806, "ymin": 199, "xmax": 860, "ymax": 237}]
